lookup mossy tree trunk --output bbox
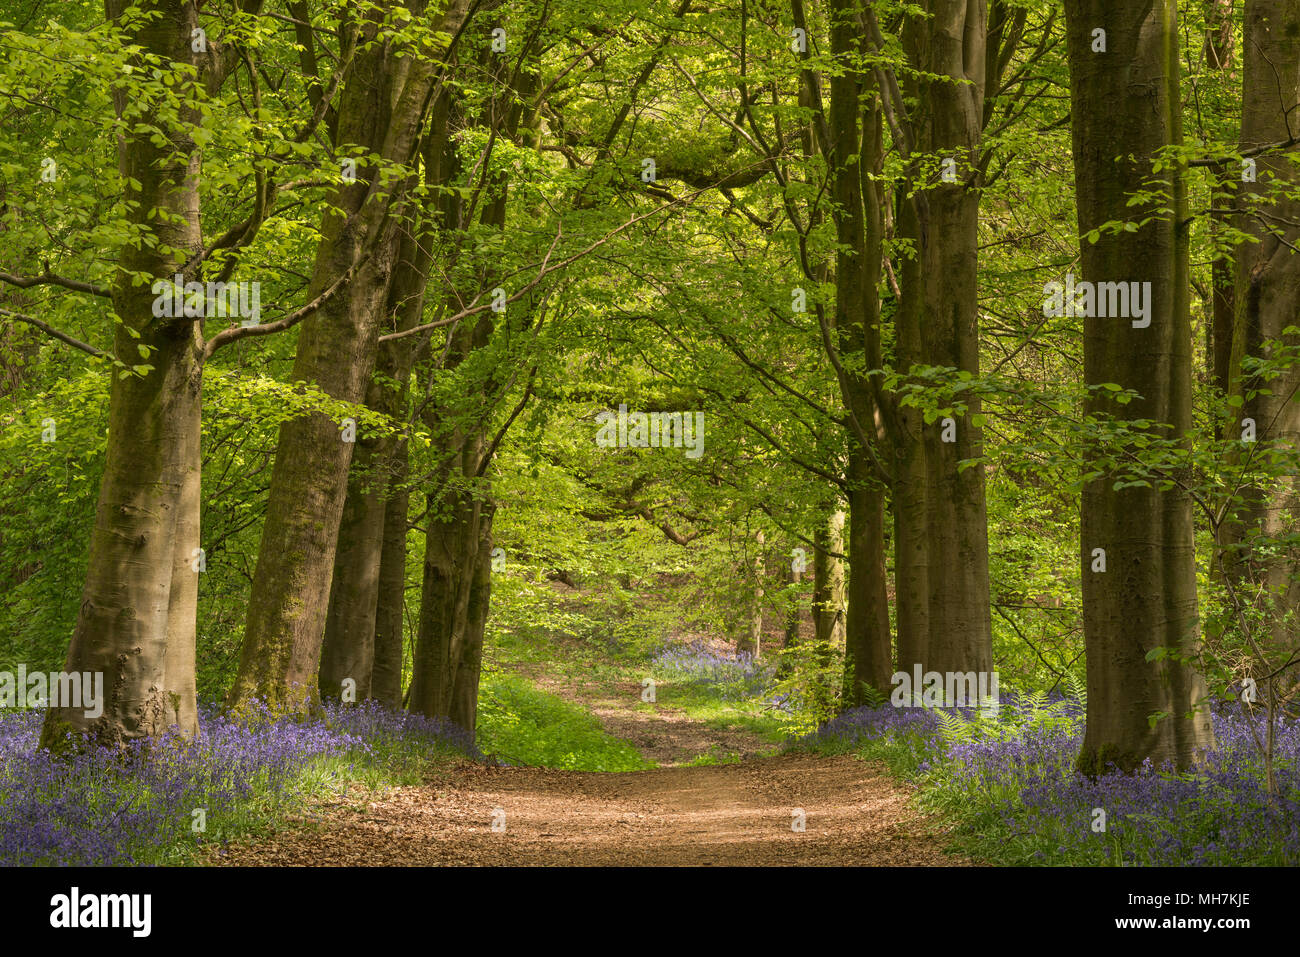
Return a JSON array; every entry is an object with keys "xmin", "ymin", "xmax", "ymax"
[
  {"xmin": 1224, "ymin": 0, "xmax": 1300, "ymax": 695},
  {"xmin": 371, "ymin": 440, "xmax": 412, "ymax": 707},
  {"xmin": 230, "ymin": 3, "xmax": 438, "ymax": 715},
  {"xmin": 825, "ymin": 0, "xmax": 894, "ymax": 706},
  {"xmin": 407, "ymin": 48, "xmax": 534, "ymax": 733},
  {"xmin": 319, "ymin": 171, "xmax": 445, "ymax": 702},
  {"xmin": 409, "ymin": 438, "xmax": 495, "ymax": 727}
]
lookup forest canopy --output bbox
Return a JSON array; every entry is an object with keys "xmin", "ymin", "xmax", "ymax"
[{"xmin": 1, "ymin": 0, "xmax": 1299, "ymax": 870}]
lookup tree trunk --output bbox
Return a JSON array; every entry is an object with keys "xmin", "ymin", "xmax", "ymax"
[
  {"xmin": 1200, "ymin": 0, "xmax": 1238, "ymax": 431},
  {"xmin": 41, "ymin": 0, "xmax": 203, "ymax": 749},
  {"xmin": 827, "ymin": 0, "xmax": 895, "ymax": 705},
  {"xmin": 1065, "ymin": 0, "xmax": 1216, "ymax": 773},
  {"xmin": 813, "ymin": 512, "xmax": 846, "ymax": 650},
  {"xmin": 409, "ymin": 448, "xmax": 491, "ymax": 725},
  {"xmin": 317, "ymin": 439, "xmax": 386, "ymax": 702},
  {"xmin": 737, "ymin": 530, "xmax": 765, "ymax": 656},
  {"xmin": 1206, "ymin": 0, "xmax": 1237, "ymax": 414},
  {"xmin": 449, "ymin": 502, "xmax": 495, "ymax": 732},
  {"xmin": 777, "ymin": 558, "xmax": 803, "ymax": 678},
  {"xmin": 407, "ymin": 52, "xmax": 534, "ymax": 732},
  {"xmin": 318, "ymin": 217, "xmax": 437, "ymax": 701},
  {"xmin": 895, "ymin": 0, "xmax": 993, "ymax": 678},
  {"xmin": 371, "ymin": 438, "xmax": 411, "ymax": 707},
  {"xmin": 1225, "ymin": 0, "xmax": 1300, "ymax": 689},
  {"xmin": 844, "ymin": 476, "xmax": 891, "ymax": 705},
  {"xmin": 230, "ymin": 10, "xmax": 436, "ymax": 715},
  {"xmin": 162, "ymin": 369, "xmax": 202, "ymax": 733},
  {"xmin": 319, "ymin": 78, "xmax": 462, "ymax": 705}
]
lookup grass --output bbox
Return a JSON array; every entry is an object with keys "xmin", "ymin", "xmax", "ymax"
[
  {"xmin": 485, "ymin": 623, "xmax": 791, "ymax": 758},
  {"xmin": 640, "ymin": 681, "xmax": 787, "ymax": 746},
  {"xmin": 476, "ymin": 668, "xmax": 653, "ymax": 771}
]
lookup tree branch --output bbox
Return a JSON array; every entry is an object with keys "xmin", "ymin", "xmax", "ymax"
[
  {"xmin": 0, "ymin": 268, "xmax": 110, "ymax": 299},
  {"xmin": 202, "ymin": 253, "xmax": 369, "ymax": 359},
  {"xmin": 0, "ymin": 307, "xmax": 105, "ymax": 357}
]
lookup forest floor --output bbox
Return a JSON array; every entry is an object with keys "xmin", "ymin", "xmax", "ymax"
[
  {"xmin": 496, "ymin": 631, "xmax": 774, "ymax": 767},
  {"xmin": 213, "ymin": 751, "xmax": 956, "ymax": 865},
  {"xmin": 213, "ymin": 632, "xmax": 968, "ymax": 866}
]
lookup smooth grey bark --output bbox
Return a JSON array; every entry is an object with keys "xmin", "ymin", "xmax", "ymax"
[
  {"xmin": 894, "ymin": 0, "xmax": 993, "ymax": 680},
  {"xmin": 1224, "ymin": 0, "xmax": 1300, "ymax": 692},
  {"xmin": 370, "ymin": 441, "xmax": 411, "ymax": 707},
  {"xmin": 41, "ymin": 0, "xmax": 203, "ymax": 749},
  {"xmin": 450, "ymin": 500, "xmax": 494, "ymax": 732},
  {"xmin": 1065, "ymin": 0, "xmax": 1216, "ymax": 774},
  {"xmin": 317, "ymin": 435, "xmax": 386, "ymax": 702},
  {"xmin": 408, "ymin": 441, "xmax": 494, "ymax": 727},
  {"xmin": 319, "ymin": 78, "xmax": 461, "ymax": 705},
  {"xmin": 825, "ymin": 0, "xmax": 894, "ymax": 705},
  {"xmin": 813, "ymin": 512, "xmax": 847, "ymax": 651},
  {"xmin": 230, "ymin": 2, "xmax": 442, "ymax": 714},
  {"xmin": 318, "ymin": 197, "xmax": 439, "ymax": 702}
]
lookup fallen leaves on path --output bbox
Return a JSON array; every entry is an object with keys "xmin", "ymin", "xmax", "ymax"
[{"xmin": 212, "ymin": 753, "xmax": 970, "ymax": 866}]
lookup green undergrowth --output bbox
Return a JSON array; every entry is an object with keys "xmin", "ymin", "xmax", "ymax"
[
  {"xmin": 485, "ymin": 622, "xmax": 789, "ymax": 758},
  {"xmin": 637, "ymin": 680, "xmax": 788, "ymax": 746},
  {"xmin": 476, "ymin": 667, "xmax": 652, "ymax": 771}
]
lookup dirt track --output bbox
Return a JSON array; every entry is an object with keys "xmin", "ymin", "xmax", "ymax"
[
  {"xmin": 213, "ymin": 752, "xmax": 967, "ymax": 866},
  {"xmin": 215, "ymin": 634, "xmax": 969, "ymax": 866}
]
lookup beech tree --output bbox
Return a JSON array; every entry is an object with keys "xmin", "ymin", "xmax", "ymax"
[
  {"xmin": 823, "ymin": 0, "xmax": 892, "ymax": 702},
  {"xmin": 36, "ymin": 0, "xmax": 210, "ymax": 747},
  {"xmin": 880, "ymin": 0, "xmax": 992, "ymax": 682},
  {"xmin": 318, "ymin": 84, "xmax": 461, "ymax": 705},
  {"xmin": 229, "ymin": 0, "xmax": 466, "ymax": 714},
  {"xmin": 1064, "ymin": 0, "xmax": 1215, "ymax": 773},
  {"xmin": 1219, "ymin": 0, "xmax": 1300, "ymax": 696},
  {"xmin": 22, "ymin": 0, "xmax": 349, "ymax": 747}
]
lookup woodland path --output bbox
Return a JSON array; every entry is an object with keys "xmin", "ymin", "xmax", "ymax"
[{"xmin": 214, "ymin": 646, "xmax": 969, "ymax": 866}]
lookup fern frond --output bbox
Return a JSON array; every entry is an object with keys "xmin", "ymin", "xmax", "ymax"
[
  {"xmin": 1066, "ymin": 671, "xmax": 1087, "ymax": 708},
  {"xmin": 934, "ymin": 707, "xmax": 973, "ymax": 746},
  {"xmin": 860, "ymin": 683, "xmax": 888, "ymax": 708},
  {"xmin": 1024, "ymin": 688, "xmax": 1047, "ymax": 715}
]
